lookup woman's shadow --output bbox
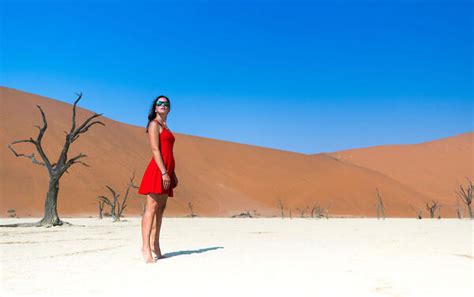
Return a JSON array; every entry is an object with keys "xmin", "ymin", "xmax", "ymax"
[{"xmin": 158, "ymin": 246, "xmax": 224, "ymax": 260}]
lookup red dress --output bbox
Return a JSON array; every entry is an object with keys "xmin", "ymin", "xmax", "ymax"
[{"xmin": 138, "ymin": 120, "xmax": 176, "ymax": 197}]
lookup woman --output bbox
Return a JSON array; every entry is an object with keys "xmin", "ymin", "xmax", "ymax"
[{"xmin": 138, "ymin": 95, "xmax": 179, "ymax": 263}]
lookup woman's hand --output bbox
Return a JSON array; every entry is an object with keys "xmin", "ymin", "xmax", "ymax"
[
  {"xmin": 162, "ymin": 172, "xmax": 171, "ymax": 190},
  {"xmin": 172, "ymin": 172, "xmax": 179, "ymax": 188}
]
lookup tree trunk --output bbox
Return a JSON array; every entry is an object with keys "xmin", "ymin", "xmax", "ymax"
[
  {"xmin": 468, "ymin": 204, "xmax": 473, "ymax": 220},
  {"xmin": 38, "ymin": 177, "xmax": 64, "ymax": 226}
]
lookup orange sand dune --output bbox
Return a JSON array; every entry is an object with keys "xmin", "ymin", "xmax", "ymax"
[
  {"xmin": 327, "ymin": 132, "xmax": 474, "ymax": 214},
  {"xmin": 0, "ymin": 86, "xmax": 467, "ymax": 218}
]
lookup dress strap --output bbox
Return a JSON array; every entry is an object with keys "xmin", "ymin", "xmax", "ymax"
[{"xmin": 154, "ymin": 119, "xmax": 168, "ymax": 130}]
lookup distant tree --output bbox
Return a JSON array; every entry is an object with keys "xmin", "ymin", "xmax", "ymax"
[
  {"xmin": 97, "ymin": 199, "xmax": 105, "ymax": 219},
  {"xmin": 425, "ymin": 200, "xmax": 440, "ymax": 219},
  {"xmin": 455, "ymin": 197, "xmax": 464, "ymax": 219},
  {"xmin": 296, "ymin": 206, "xmax": 309, "ymax": 218},
  {"xmin": 97, "ymin": 172, "xmax": 138, "ymax": 221},
  {"xmin": 409, "ymin": 205, "xmax": 423, "ymax": 219},
  {"xmin": 2, "ymin": 92, "xmax": 105, "ymax": 228},
  {"xmin": 233, "ymin": 209, "xmax": 261, "ymax": 218},
  {"xmin": 121, "ymin": 171, "xmax": 139, "ymax": 217},
  {"xmin": 311, "ymin": 200, "xmax": 332, "ymax": 219},
  {"xmin": 186, "ymin": 202, "xmax": 198, "ymax": 218},
  {"xmin": 311, "ymin": 204, "xmax": 325, "ymax": 218},
  {"xmin": 7, "ymin": 209, "xmax": 17, "ymax": 218},
  {"xmin": 455, "ymin": 178, "xmax": 473, "ymax": 219},
  {"xmin": 231, "ymin": 211, "xmax": 253, "ymax": 218},
  {"xmin": 97, "ymin": 186, "xmax": 121, "ymax": 221},
  {"xmin": 278, "ymin": 199, "xmax": 285, "ymax": 219},
  {"xmin": 375, "ymin": 188, "xmax": 386, "ymax": 220},
  {"xmin": 417, "ymin": 209, "xmax": 423, "ymax": 220}
]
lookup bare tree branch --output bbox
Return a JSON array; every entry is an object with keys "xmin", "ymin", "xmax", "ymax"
[
  {"xmin": 71, "ymin": 115, "xmax": 105, "ymax": 143},
  {"xmin": 117, "ymin": 172, "xmax": 139, "ymax": 218},
  {"xmin": 61, "ymin": 153, "xmax": 90, "ymax": 175},
  {"xmin": 7, "ymin": 105, "xmax": 54, "ymax": 172},
  {"xmin": 33, "ymin": 105, "xmax": 53, "ymax": 170},
  {"xmin": 97, "ymin": 195, "xmax": 113, "ymax": 206},
  {"xmin": 69, "ymin": 92, "xmax": 82, "ymax": 134},
  {"xmin": 7, "ymin": 140, "xmax": 46, "ymax": 166}
]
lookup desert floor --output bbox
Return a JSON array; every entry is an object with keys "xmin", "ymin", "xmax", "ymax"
[{"xmin": 0, "ymin": 217, "xmax": 472, "ymax": 297}]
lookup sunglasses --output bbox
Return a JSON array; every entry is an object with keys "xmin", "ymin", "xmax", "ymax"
[{"xmin": 156, "ymin": 101, "xmax": 170, "ymax": 107}]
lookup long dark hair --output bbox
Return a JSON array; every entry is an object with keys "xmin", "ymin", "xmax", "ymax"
[{"xmin": 146, "ymin": 95, "xmax": 171, "ymax": 133}]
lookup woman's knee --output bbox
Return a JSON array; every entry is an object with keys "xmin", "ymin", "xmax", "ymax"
[{"xmin": 145, "ymin": 195, "xmax": 159, "ymax": 212}]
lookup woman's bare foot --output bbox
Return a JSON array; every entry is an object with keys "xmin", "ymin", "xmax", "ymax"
[{"xmin": 141, "ymin": 248, "xmax": 155, "ymax": 263}]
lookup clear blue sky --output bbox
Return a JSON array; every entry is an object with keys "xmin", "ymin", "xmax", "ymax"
[{"xmin": 1, "ymin": 0, "xmax": 472, "ymax": 154}]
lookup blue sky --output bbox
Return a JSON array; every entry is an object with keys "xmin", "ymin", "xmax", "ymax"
[{"xmin": 1, "ymin": 0, "xmax": 472, "ymax": 154}]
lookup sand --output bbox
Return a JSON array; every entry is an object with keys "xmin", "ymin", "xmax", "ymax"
[{"xmin": 0, "ymin": 217, "xmax": 472, "ymax": 296}]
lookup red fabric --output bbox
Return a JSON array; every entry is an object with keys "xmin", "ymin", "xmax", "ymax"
[{"xmin": 138, "ymin": 122, "xmax": 176, "ymax": 197}]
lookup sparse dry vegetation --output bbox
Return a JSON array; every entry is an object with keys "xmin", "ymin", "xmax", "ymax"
[
  {"xmin": 455, "ymin": 178, "xmax": 473, "ymax": 219},
  {"xmin": 97, "ymin": 172, "xmax": 139, "ymax": 222},
  {"xmin": 425, "ymin": 200, "xmax": 440, "ymax": 219},
  {"xmin": 375, "ymin": 188, "xmax": 385, "ymax": 220},
  {"xmin": 185, "ymin": 202, "xmax": 198, "ymax": 217}
]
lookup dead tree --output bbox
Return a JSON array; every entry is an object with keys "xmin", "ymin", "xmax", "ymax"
[
  {"xmin": 425, "ymin": 200, "xmax": 439, "ymax": 218},
  {"xmin": 97, "ymin": 186, "xmax": 120, "ymax": 221},
  {"xmin": 278, "ymin": 199, "xmax": 285, "ymax": 219},
  {"xmin": 2, "ymin": 92, "xmax": 104, "ymax": 228},
  {"xmin": 311, "ymin": 204, "xmax": 326, "ymax": 218},
  {"xmin": 455, "ymin": 197, "xmax": 464, "ymax": 219},
  {"xmin": 231, "ymin": 211, "xmax": 253, "ymax": 218},
  {"xmin": 7, "ymin": 209, "xmax": 17, "ymax": 218},
  {"xmin": 375, "ymin": 188, "xmax": 386, "ymax": 220},
  {"xmin": 311, "ymin": 204, "xmax": 324, "ymax": 218},
  {"xmin": 97, "ymin": 199, "xmax": 105, "ymax": 219},
  {"xmin": 97, "ymin": 172, "xmax": 138, "ymax": 221},
  {"xmin": 311, "ymin": 200, "xmax": 332, "ymax": 219},
  {"xmin": 289, "ymin": 208, "xmax": 292, "ymax": 219},
  {"xmin": 296, "ymin": 206, "xmax": 309, "ymax": 218},
  {"xmin": 186, "ymin": 202, "xmax": 198, "ymax": 217},
  {"xmin": 121, "ymin": 171, "xmax": 139, "ymax": 218},
  {"xmin": 455, "ymin": 178, "xmax": 473, "ymax": 219},
  {"xmin": 409, "ymin": 205, "xmax": 423, "ymax": 219}
]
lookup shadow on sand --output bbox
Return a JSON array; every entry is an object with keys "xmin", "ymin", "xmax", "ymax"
[{"xmin": 159, "ymin": 246, "xmax": 224, "ymax": 260}]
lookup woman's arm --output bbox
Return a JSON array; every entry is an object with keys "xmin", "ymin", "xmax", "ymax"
[{"xmin": 148, "ymin": 121, "xmax": 167, "ymax": 175}]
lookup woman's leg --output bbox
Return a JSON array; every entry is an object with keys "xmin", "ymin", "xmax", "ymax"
[
  {"xmin": 141, "ymin": 193, "xmax": 159, "ymax": 263},
  {"xmin": 152, "ymin": 194, "xmax": 168, "ymax": 259}
]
